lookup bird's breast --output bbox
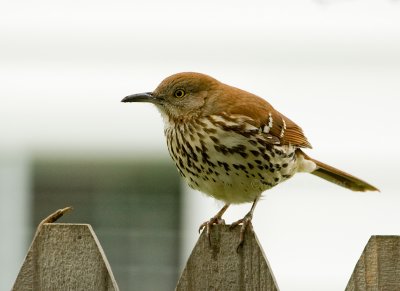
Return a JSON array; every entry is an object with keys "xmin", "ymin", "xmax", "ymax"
[{"xmin": 164, "ymin": 115, "xmax": 299, "ymax": 204}]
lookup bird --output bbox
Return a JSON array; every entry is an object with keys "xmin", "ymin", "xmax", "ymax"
[{"xmin": 122, "ymin": 72, "xmax": 378, "ymax": 248}]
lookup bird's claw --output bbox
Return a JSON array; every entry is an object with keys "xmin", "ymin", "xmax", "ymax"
[
  {"xmin": 230, "ymin": 213, "xmax": 254, "ymax": 252},
  {"xmin": 199, "ymin": 216, "xmax": 226, "ymax": 245}
]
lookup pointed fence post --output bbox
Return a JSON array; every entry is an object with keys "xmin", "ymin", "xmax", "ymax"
[
  {"xmin": 12, "ymin": 208, "xmax": 119, "ymax": 291},
  {"xmin": 345, "ymin": 235, "xmax": 400, "ymax": 291},
  {"xmin": 176, "ymin": 225, "xmax": 279, "ymax": 291}
]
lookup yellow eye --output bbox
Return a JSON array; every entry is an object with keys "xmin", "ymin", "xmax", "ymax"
[{"xmin": 174, "ymin": 89, "xmax": 186, "ymax": 98}]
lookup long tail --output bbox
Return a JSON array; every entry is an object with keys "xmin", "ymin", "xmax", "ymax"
[{"xmin": 299, "ymin": 150, "xmax": 379, "ymax": 192}]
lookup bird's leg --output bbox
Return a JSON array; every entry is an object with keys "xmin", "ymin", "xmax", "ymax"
[
  {"xmin": 199, "ymin": 203, "xmax": 230, "ymax": 245},
  {"xmin": 230, "ymin": 197, "xmax": 260, "ymax": 251}
]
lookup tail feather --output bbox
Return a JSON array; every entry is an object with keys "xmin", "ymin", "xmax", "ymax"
[{"xmin": 299, "ymin": 150, "xmax": 379, "ymax": 192}]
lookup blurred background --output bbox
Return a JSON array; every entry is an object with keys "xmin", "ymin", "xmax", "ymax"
[{"xmin": 1, "ymin": 0, "xmax": 400, "ymax": 290}]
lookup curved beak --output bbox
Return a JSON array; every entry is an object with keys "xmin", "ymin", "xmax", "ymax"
[{"xmin": 121, "ymin": 92, "xmax": 157, "ymax": 103}]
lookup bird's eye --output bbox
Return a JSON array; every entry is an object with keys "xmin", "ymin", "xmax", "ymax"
[{"xmin": 174, "ymin": 89, "xmax": 186, "ymax": 98}]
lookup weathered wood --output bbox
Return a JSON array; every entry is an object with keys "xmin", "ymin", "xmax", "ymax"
[
  {"xmin": 13, "ymin": 223, "xmax": 119, "ymax": 291},
  {"xmin": 345, "ymin": 235, "xmax": 400, "ymax": 291},
  {"xmin": 176, "ymin": 225, "xmax": 279, "ymax": 291}
]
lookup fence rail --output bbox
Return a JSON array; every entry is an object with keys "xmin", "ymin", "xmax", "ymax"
[
  {"xmin": 346, "ymin": 235, "xmax": 400, "ymax": 291},
  {"xmin": 176, "ymin": 225, "xmax": 278, "ymax": 290},
  {"xmin": 12, "ymin": 208, "xmax": 400, "ymax": 291},
  {"xmin": 12, "ymin": 223, "xmax": 119, "ymax": 291}
]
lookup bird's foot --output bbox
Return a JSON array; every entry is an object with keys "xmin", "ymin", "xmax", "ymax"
[
  {"xmin": 198, "ymin": 204, "xmax": 230, "ymax": 246},
  {"xmin": 230, "ymin": 212, "xmax": 254, "ymax": 252},
  {"xmin": 199, "ymin": 215, "xmax": 226, "ymax": 245}
]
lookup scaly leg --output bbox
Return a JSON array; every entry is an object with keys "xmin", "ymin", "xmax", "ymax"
[
  {"xmin": 199, "ymin": 203, "xmax": 230, "ymax": 245},
  {"xmin": 230, "ymin": 197, "xmax": 260, "ymax": 251}
]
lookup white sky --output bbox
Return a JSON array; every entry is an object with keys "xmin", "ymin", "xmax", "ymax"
[{"xmin": 1, "ymin": 0, "xmax": 400, "ymax": 290}]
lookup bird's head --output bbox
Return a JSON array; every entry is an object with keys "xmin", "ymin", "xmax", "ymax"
[{"xmin": 122, "ymin": 72, "xmax": 220, "ymax": 121}]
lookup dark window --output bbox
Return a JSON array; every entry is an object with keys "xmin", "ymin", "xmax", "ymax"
[{"xmin": 32, "ymin": 158, "xmax": 181, "ymax": 290}]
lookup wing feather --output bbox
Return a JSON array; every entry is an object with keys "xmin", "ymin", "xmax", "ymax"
[{"xmin": 208, "ymin": 84, "xmax": 312, "ymax": 148}]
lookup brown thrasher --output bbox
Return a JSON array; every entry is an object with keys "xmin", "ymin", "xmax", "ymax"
[{"xmin": 122, "ymin": 72, "xmax": 378, "ymax": 247}]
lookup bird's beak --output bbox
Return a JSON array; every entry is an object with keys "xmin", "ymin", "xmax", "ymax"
[{"xmin": 121, "ymin": 92, "xmax": 157, "ymax": 103}]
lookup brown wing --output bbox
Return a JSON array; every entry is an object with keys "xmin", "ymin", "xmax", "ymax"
[
  {"xmin": 207, "ymin": 83, "xmax": 312, "ymax": 148},
  {"xmin": 267, "ymin": 111, "xmax": 312, "ymax": 148}
]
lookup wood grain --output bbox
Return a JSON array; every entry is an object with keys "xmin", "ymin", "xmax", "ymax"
[
  {"xmin": 346, "ymin": 235, "xmax": 400, "ymax": 291},
  {"xmin": 176, "ymin": 224, "xmax": 279, "ymax": 291},
  {"xmin": 13, "ymin": 223, "xmax": 119, "ymax": 291}
]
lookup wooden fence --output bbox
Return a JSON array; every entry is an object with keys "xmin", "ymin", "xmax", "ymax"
[{"xmin": 12, "ymin": 208, "xmax": 400, "ymax": 291}]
